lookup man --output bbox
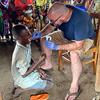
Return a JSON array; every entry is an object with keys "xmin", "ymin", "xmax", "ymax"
[{"xmin": 32, "ymin": 2, "xmax": 95, "ymax": 100}]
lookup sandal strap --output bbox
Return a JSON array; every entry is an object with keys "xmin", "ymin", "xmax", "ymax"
[{"xmin": 66, "ymin": 86, "xmax": 81, "ymax": 100}]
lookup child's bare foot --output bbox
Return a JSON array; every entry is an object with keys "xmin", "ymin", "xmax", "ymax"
[
  {"xmin": 12, "ymin": 87, "xmax": 24, "ymax": 98},
  {"xmin": 38, "ymin": 68, "xmax": 48, "ymax": 79}
]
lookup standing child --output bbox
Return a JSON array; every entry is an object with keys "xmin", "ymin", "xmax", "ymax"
[{"xmin": 11, "ymin": 24, "xmax": 53, "ymax": 97}]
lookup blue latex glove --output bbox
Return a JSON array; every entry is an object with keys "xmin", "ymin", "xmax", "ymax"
[
  {"xmin": 45, "ymin": 40, "xmax": 59, "ymax": 50},
  {"xmin": 32, "ymin": 32, "xmax": 42, "ymax": 40}
]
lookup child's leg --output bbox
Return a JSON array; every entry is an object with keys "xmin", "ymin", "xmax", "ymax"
[
  {"xmin": 44, "ymin": 79, "xmax": 54, "ymax": 90},
  {"xmin": 12, "ymin": 78, "xmax": 53, "ymax": 98},
  {"xmin": 36, "ymin": 69, "xmax": 53, "ymax": 90},
  {"xmin": 29, "ymin": 78, "xmax": 53, "ymax": 90},
  {"xmin": 12, "ymin": 87, "xmax": 25, "ymax": 98}
]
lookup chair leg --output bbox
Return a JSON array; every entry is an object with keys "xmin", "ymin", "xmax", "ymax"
[
  {"xmin": 58, "ymin": 50, "xmax": 63, "ymax": 70},
  {"xmin": 92, "ymin": 61, "xmax": 96, "ymax": 74},
  {"xmin": 92, "ymin": 51, "xmax": 98, "ymax": 74}
]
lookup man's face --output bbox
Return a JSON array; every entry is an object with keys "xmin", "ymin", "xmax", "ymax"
[
  {"xmin": 19, "ymin": 29, "xmax": 32, "ymax": 45},
  {"xmin": 48, "ymin": 13, "xmax": 66, "ymax": 27}
]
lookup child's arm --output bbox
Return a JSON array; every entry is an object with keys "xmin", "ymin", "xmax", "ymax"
[
  {"xmin": 22, "ymin": 54, "xmax": 46, "ymax": 78},
  {"xmin": 22, "ymin": 64, "xmax": 35, "ymax": 78}
]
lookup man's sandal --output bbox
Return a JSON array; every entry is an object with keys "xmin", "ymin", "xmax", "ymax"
[{"xmin": 65, "ymin": 86, "xmax": 81, "ymax": 100}]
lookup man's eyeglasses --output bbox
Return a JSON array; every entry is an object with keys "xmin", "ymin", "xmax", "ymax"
[{"xmin": 50, "ymin": 15, "xmax": 62, "ymax": 26}]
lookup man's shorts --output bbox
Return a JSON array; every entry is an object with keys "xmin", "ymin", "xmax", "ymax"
[{"xmin": 46, "ymin": 30, "xmax": 94, "ymax": 57}]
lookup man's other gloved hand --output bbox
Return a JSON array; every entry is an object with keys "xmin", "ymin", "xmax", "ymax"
[
  {"xmin": 45, "ymin": 40, "xmax": 59, "ymax": 50},
  {"xmin": 32, "ymin": 32, "xmax": 42, "ymax": 40}
]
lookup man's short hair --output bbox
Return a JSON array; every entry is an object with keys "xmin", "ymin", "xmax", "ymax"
[
  {"xmin": 12, "ymin": 24, "xmax": 27, "ymax": 39},
  {"xmin": 48, "ymin": 2, "xmax": 67, "ymax": 17}
]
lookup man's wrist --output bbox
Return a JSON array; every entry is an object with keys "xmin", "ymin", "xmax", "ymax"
[{"xmin": 57, "ymin": 45, "xmax": 61, "ymax": 50}]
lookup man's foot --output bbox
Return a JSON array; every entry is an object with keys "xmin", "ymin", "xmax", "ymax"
[
  {"xmin": 41, "ymin": 65, "xmax": 53, "ymax": 70},
  {"xmin": 65, "ymin": 86, "xmax": 81, "ymax": 100},
  {"xmin": 40, "ymin": 60, "xmax": 52, "ymax": 70}
]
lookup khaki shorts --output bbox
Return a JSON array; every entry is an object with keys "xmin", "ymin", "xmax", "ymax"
[{"xmin": 46, "ymin": 30, "xmax": 94, "ymax": 57}]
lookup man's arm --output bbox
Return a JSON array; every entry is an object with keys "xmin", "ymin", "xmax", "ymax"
[{"xmin": 58, "ymin": 40, "xmax": 84, "ymax": 51}]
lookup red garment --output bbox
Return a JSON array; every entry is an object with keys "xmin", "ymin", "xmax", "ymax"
[
  {"xmin": 27, "ymin": 0, "xmax": 33, "ymax": 4},
  {"xmin": 14, "ymin": 0, "xmax": 33, "ymax": 10}
]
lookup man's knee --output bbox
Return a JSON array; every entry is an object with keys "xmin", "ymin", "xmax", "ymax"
[{"xmin": 70, "ymin": 51, "xmax": 80, "ymax": 61}]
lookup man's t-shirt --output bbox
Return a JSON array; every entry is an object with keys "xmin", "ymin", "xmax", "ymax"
[{"xmin": 59, "ymin": 5, "xmax": 95, "ymax": 41}]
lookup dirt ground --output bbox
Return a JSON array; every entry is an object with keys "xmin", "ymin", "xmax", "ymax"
[{"xmin": 0, "ymin": 42, "xmax": 96, "ymax": 100}]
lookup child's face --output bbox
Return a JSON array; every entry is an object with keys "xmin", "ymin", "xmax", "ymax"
[{"xmin": 19, "ymin": 29, "xmax": 32, "ymax": 45}]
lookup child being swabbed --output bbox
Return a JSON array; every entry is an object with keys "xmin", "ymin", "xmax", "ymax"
[{"xmin": 11, "ymin": 24, "xmax": 53, "ymax": 98}]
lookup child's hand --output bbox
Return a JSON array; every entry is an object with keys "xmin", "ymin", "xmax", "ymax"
[{"xmin": 38, "ymin": 69, "xmax": 47, "ymax": 80}]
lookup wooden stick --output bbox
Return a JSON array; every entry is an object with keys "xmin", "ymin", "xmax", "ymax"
[
  {"xmin": 22, "ymin": 54, "xmax": 46, "ymax": 77},
  {"xmin": 95, "ymin": 28, "xmax": 100, "ymax": 92}
]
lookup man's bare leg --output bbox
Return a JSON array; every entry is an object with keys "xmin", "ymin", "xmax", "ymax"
[
  {"xmin": 65, "ymin": 51, "xmax": 82, "ymax": 100},
  {"xmin": 40, "ymin": 39, "xmax": 52, "ymax": 70}
]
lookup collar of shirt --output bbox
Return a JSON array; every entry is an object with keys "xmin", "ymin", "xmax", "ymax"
[{"xmin": 16, "ymin": 41, "xmax": 30, "ymax": 49}]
